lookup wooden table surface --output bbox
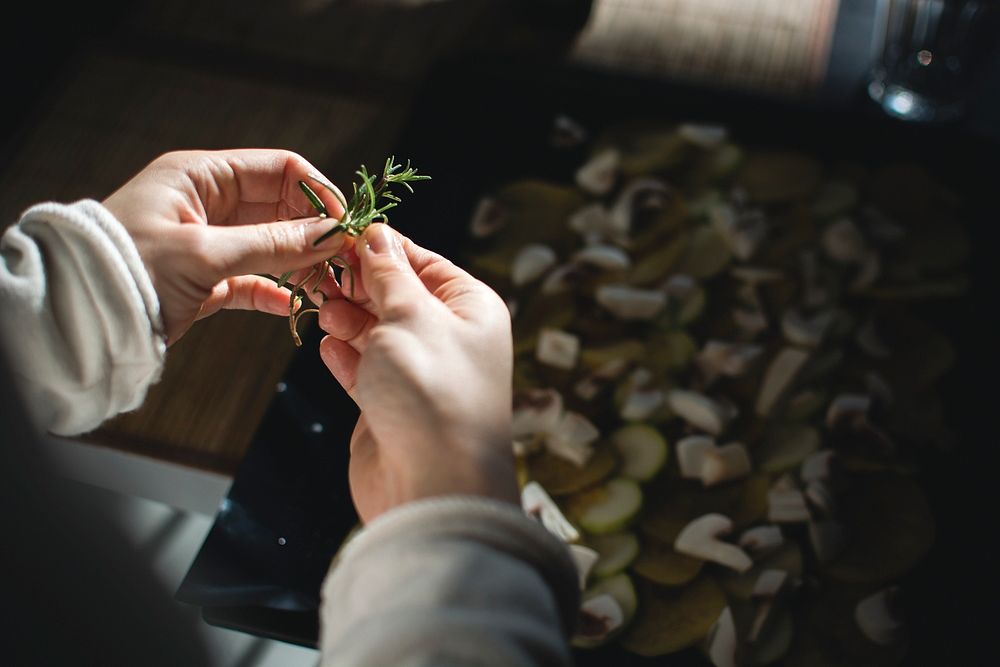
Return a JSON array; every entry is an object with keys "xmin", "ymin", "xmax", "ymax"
[{"xmin": 0, "ymin": 1, "xmax": 517, "ymax": 473}]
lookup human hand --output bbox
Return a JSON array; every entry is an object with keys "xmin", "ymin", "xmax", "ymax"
[
  {"xmin": 317, "ymin": 224, "xmax": 517, "ymax": 522},
  {"xmin": 103, "ymin": 149, "xmax": 349, "ymax": 344}
]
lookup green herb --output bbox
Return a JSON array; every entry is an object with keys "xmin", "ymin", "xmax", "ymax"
[{"xmin": 277, "ymin": 157, "xmax": 430, "ymax": 346}]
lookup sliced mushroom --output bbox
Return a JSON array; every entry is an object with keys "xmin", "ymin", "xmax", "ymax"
[
  {"xmin": 522, "ymin": 481, "xmax": 580, "ymax": 543},
  {"xmin": 739, "ymin": 525, "xmax": 784, "ymax": 556},
  {"xmin": 511, "ymin": 244, "xmax": 557, "ymax": 287},
  {"xmin": 822, "ymin": 217, "xmax": 867, "ymax": 263},
  {"xmin": 568, "ymin": 202, "xmax": 617, "ymax": 241},
  {"xmin": 619, "ymin": 387, "xmax": 666, "ymax": 422},
  {"xmin": 569, "ymin": 544, "xmax": 601, "ymax": 589},
  {"xmin": 711, "ymin": 203, "xmax": 768, "ymax": 261},
  {"xmin": 573, "ymin": 244, "xmax": 631, "ymax": 271},
  {"xmin": 767, "ymin": 485, "xmax": 810, "ymax": 524},
  {"xmin": 800, "ymin": 450, "xmax": 835, "ymax": 484},
  {"xmin": 825, "ymin": 393, "xmax": 871, "ymax": 430},
  {"xmin": 674, "ymin": 514, "xmax": 753, "ymax": 573},
  {"xmin": 676, "ymin": 435, "xmax": 715, "ymax": 479},
  {"xmin": 667, "ymin": 389, "xmax": 732, "ymax": 436},
  {"xmin": 536, "ymin": 328, "xmax": 580, "ymax": 370},
  {"xmin": 752, "ymin": 569, "xmax": 788, "ymax": 599},
  {"xmin": 705, "ymin": 606, "xmax": 739, "ymax": 667},
  {"xmin": 576, "ymin": 594, "xmax": 625, "ymax": 643},
  {"xmin": 700, "ymin": 442, "xmax": 752, "ymax": 487},
  {"xmin": 512, "ymin": 388, "xmax": 563, "ymax": 439},
  {"xmin": 551, "ymin": 114, "xmax": 588, "ymax": 148},
  {"xmin": 804, "ymin": 479, "xmax": 837, "ymax": 517},
  {"xmin": 540, "ymin": 264, "xmax": 581, "ymax": 295},
  {"xmin": 855, "ymin": 587, "xmax": 904, "ymax": 646},
  {"xmin": 696, "ymin": 341, "xmax": 764, "ymax": 385},
  {"xmin": 576, "ymin": 148, "xmax": 620, "ymax": 196},
  {"xmin": 546, "ymin": 411, "xmax": 599, "ymax": 467},
  {"xmin": 468, "ymin": 196, "xmax": 507, "ymax": 238},
  {"xmin": 609, "ymin": 177, "xmax": 671, "ymax": 233},
  {"xmin": 781, "ymin": 309, "xmax": 835, "ymax": 347},
  {"xmin": 755, "ymin": 348, "xmax": 811, "ymax": 417},
  {"xmin": 596, "ymin": 285, "xmax": 667, "ymax": 320},
  {"xmin": 678, "ymin": 123, "xmax": 728, "ymax": 149},
  {"xmin": 809, "ymin": 518, "xmax": 849, "ymax": 564}
]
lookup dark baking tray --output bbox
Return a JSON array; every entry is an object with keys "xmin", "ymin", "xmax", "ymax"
[{"xmin": 178, "ymin": 53, "xmax": 996, "ymax": 664}]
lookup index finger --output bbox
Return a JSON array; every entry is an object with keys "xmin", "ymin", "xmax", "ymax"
[{"xmin": 189, "ymin": 149, "xmax": 347, "ymax": 226}]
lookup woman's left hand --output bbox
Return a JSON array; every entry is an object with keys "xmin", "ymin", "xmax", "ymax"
[{"xmin": 103, "ymin": 149, "xmax": 351, "ymax": 344}]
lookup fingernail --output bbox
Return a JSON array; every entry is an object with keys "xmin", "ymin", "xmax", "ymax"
[{"xmin": 364, "ymin": 223, "xmax": 395, "ymax": 256}]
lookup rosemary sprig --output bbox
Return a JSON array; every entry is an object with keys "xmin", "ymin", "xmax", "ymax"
[{"xmin": 276, "ymin": 156, "xmax": 430, "ymax": 346}]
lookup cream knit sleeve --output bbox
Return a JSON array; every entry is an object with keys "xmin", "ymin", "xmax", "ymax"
[{"xmin": 0, "ymin": 200, "xmax": 166, "ymax": 435}]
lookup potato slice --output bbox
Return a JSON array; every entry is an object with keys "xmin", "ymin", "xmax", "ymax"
[
  {"xmin": 632, "ymin": 534, "xmax": 703, "ymax": 587},
  {"xmin": 717, "ymin": 541, "xmax": 803, "ymax": 600},
  {"xmin": 620, "ymin": 576, "xmax": 727, "ymax": 656},
  {"xmin": 749, "ymin": 609, "xmax": 795, "ymax": 666},
  {"xmin": 673, "ymin": 225, "xmax": 733, "ymax": 279},
  {"xmin": 527, "ymin": 444, "xmax": 618, "ymax": 496},
  {"xmin": 611, "ymin": 424, "xmax": 669, "ymax": 482},
  {"xmin": 737, "ymin": 153, "xmax": 822, "ymax": 203},
  {"xmin": 756, "ymin": 424, "xmax": 821, "ymax": 474},
  {"xmin": 588, "ymin": 531, "xmax": 641, "ymax": 578},
  {"xmin": 628, "ymin": 233, "xmax": 689, "ymax": 286},
  {"xmin": 573, "ymin": 573, "xmax": 640, "ymax": 649},
  {"xmin": 822, "ymin": 474, "xmax": 934, "ymax": 584},
  {"xmin": 643, "ymin": 330, "xmax": 696, "ymax": 374},
  {"xmin": 640, "ymin": 475, "xmax": 770, "ymax": 543},
  {"xmin": 570, "ymin": 478, "xmax": 644, "ymax": 535}
]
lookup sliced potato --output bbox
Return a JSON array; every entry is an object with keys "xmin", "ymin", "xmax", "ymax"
[
  {"xmin": 588, "ymin": 531, "xmax": 641, "ymax": 578},
  {"xmin": 717, "ymin": 541, "xmax": 803, "ymax": 600},
  {"xmin": 628, "ymin": 233, "xmax": 689, "ymax": 285},
  {"xmin": 640, "ymin": 475, "xmax": 769, "ymax": 543},
  {"xmin": 632, "ymin": 534, "xmax": 703, "ymax": 587},
  {"xmin": 756, "ymin": 424, "xmax": 821, "ymax": 474},
  {"xmin": 571, "ymin": 478, "xmax": 644, "ymax": 535},
  {"xmin": 527, "ymin": 444, "xmax": 618, "ymax": 496},
  {"xmin": 644, "ymin": 330, "xmax": 696, "ymax": 374},
  {"xmin": 822, "ymin": 474, "xmax": 934, "ymax": 584},
  {"xmin": 750, "ymin": 609, "xmax": 795, "ymax": 665},
  {"xmin": 673, "ymin": 225, "xmax": 733, "ymax": 279},
  {"xmin": 611, "ymin": 424, "xmax": 669, "ymax": 482},
  {"xmin": 620, "ymin": 576, "xmax": 727, "ymax": 656},
  {"xmin": 573, "ymin": 573, "xmax": 640, "ymax": 649}
]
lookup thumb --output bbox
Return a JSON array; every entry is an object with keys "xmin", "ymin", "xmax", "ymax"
[
  {"xmin": 358, "ymin": 223, "xmax": 429, "ymax": 320},
  {"xmin": 205, "ymin": 216, "xmax": 348, "ymax": 278}
]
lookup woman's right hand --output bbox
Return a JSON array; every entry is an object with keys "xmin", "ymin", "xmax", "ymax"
[{"xmin": 317, "ymin": 224, "xmax": 517, "ymax": 523}]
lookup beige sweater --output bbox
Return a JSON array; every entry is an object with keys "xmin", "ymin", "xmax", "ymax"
[{"xmin": 0, "ymin": 200, "xmax": 579, "ymax": 665}]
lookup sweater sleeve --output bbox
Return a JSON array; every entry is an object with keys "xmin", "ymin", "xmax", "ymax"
[
  {"xmin": 0, "ymin": 200, "xmax": 166, "ymax": 436},
  {"xmin": 319, "ymin": 496, "xmax": 581, "ymax": 667}
]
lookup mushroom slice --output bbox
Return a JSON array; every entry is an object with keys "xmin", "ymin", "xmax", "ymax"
[
  {"xmin": 700, "ymin": 442, "xmax": 752, "ymax": 487},
  {"xmin": 804, "ymin": 479, "xmax": 837, "ymax": 517},
  {"xmin": 512, "ymin": 388, "xmax": 563, "ymax": 439},
  {"xmin": 576, "ymin": 148, "xmax": 621, "ymax": 196},
  {"xmin": 609, "ymin": 177, "xmax": 671, "ymax": 233},
  {"xmin": 521, "ymin": 481, "xmax": 580, "ymax": 543},
  {"xmin": 678, "ymin": 123, "xmax": 728, "ymax": 148},
  {"xmin": 855, "ymin": 587, "xmax": 904, "ymax": 646},
  {"xmin": 705, "ymin": 606, "xmax": 739, "ymax": 667},
  {"xmin": 755, "ymin": 348, "xmax": 811, "ymax": 417},
  {"xmin": 710, "ymin": 203, "xmax": 769, "ymax": 261},
  {"xmin": 696, "ymin": 341, "xmax": 764, "ymax": 386},
  {"xmin": 540, "ymin": 263, "xmax": 581, "ymax": 295},
  {"xmin": 767, "ymin": 486, "xmax": 810, "ymax": 523},
  {"xmin": 667, "ymin": 390, "xmax": 732, "ymax": 436},
  {"xmin": 468, "ymin": 196, "xmax": 507, "ymax": 238},
  {"xmin": 781, "ymin": 309, "xmax": 835, "ymax": 347},
  {"xmin": 825, "ymin": 393, "xmax": 871, "ymax": 430},
  {"xmin": 596, "ymin": 285, "xmax": 667, "ymax": 320},
  {"xmin": 575, "ymin": 595, "xmax": 625, "ymax": 645},
  {"xmin": 568, "ymin": 203, "xmax": 618, "ymax": 242},
  {"xmin": 752, "ymin": 568, "xmax": 788, "ymax": 599},
  {"xmin": 676, "ymin": 435, "xmax": 715, "ymax": 479},
  {"xmin": 546, "ymin": 411, "xmax": 599, "ymax": 467},
  {"xmin": 619, "ymin": 387, "xmax": 666, "ymax": 422},
  {"xmin": 739, "ymin": 525, "xmax": 784, "ymax": 556},
  {"xmin": 809, "ymin": 518, "xmax": 849, "ymax": 564},
  {"xmin": 800, "ymin": 450, "xmax": 836, "ymax": 484},
  {"xmin": 511, "ymin": 244, "xmax": 557, "ymax": 287},
  {"xmin": 674, "ymin": 514, "xmax": 753, "ymax": 573},
  {"xmin": 573, "ymin": 244, "xmax": 631, "ymax": 271},
  {"xmin": 569, "ymin": 544, "xmax": 601, "ymax": 589},
  {"xmin": 551, "ymin": 114, "xmax": 588, "ymax": 148},
  {"xmin": 536, "ymin": 328, "xmax": 580, "ymax": 370},
  {"xmin": 822, "ymin": 217, "xmax": 867, "ymax": 263}
]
